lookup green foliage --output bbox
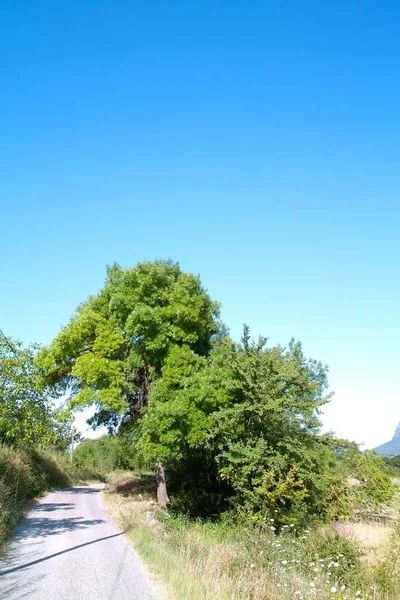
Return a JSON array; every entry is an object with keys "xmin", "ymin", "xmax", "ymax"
[
  {"xmin": 73, "ymin": 436, "xmax": 118, "ymax": 471},
  {"xmin": 108, "ymin": 483, "xmax": 379, "ymax": 600},
  {"xmin": 374, "ymin": 523, "xmax": 400, "ymax": 594},
  {"xmin": 0, "ymin": 336, "xmax": 68, "ymax": 450},
  {"xmin": 299, "ymin": 529, "xmax": 363, "ymax": 589},
  {"xmin": 330, "ymin": 447, "xmax": 396, "ymax": 518},
  {"xmin": 72, "ymin": 435, "xmax": 141, "ymax": 472},
  {"xmin": 140, "ymin": 329, "xmax": 336, "ymax": 524},
  {"xmin": 37, "ymin": 260, "xmax": 220, "ymax": 430},
  {"xmin": 209, "ymin": 334, "xmax": 336, "ymax": 526},
  {"xmin": 35, "ymin": 259, "xmax": 395, "ymax": 530},
  {"xmin": 383, "ymin": 455, "xmax": 400, "ymax": 476}
]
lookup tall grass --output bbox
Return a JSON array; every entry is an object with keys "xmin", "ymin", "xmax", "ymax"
[
  {"xmin": 0, "ymin": 443, "xmax": 100, "ymax": 551},
  {"xmin": 103, "ymin": 476, "xmax": 400, "ymax": 600}
]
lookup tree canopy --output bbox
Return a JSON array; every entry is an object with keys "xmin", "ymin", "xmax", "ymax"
[
  {"xmin": 0, "ymin": 335, "xmax": 68, "ymax": 450},
  {"xmin": 37, "ymin": 260, "xmax": 220, "ymax": 432}
]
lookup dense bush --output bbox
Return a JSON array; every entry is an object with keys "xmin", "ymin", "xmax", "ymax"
[
  {"xmin": 73, "ymin": 436, "xmax": 120, "ymax": 471},
  {"xmin": 72, "ymin": 434, "xmax": 144, "ymax": 472},
  {"xmin": 383, "ymin": 455, "xmax": 400, "ymax": 477},
  {"xmin": 328, "ymin": 446, "xmax": 396, "ymax": 519}
]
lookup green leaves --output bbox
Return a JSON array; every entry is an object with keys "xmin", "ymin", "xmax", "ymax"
[
  {"xmin": 0, "ymin": 336, "xmax": 67, "ymax": 450},
  {"xmin": 207, "ymin": 333, "xmax": 335, "ymax": 525},
  {"xmin": 37, "ymin": 260, "xmax": 221, "ymax": 430}
]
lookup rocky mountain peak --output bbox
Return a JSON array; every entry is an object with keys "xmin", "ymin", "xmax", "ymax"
[{"xmin": 374, "ymin": 420, "xmax": 400, "ymax": 456}]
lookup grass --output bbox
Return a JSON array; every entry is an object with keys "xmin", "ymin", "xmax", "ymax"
[
  {"xmin": 0, "ymin": 443, "xmax": 102, "ymax": 552},
  {"xmin": 103, "ymin": 475, "xmax": 400, "ymax": 600}
]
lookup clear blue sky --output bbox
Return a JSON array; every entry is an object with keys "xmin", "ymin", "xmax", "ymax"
[{"xmin": 2, "ymin": 0, "xmax": 399, "ymax": 447}]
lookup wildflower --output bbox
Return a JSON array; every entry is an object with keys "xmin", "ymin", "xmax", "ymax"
[
  {"xmin": 340, "ymin": 585, "xmax": 346, "ymax": 591},
  {"xmin": 331, "ymin": 586, "xmax": 337, "ymax": 593},
  {"xmin": 333, "ymin": 562, "xmax": 339, "ymax": 567},
  {"xmin": 281, "ymin": 560, "xmax": 288, "ymax": 565},
  {"xmin": 356, "ymin": 592, "xmax": 361, "ymax": 596},
  {"xmin": 259, "ymin": 550, "xmax": 263, "ymax": 555},
  {"xmin": 270, "ymin": 518, "xmax": 274, "ymax": 522},
  {"xmin": 270, "ymin": 526, "xmax": 276, "ymax": 531},
  {"xmin": 250, "ymin": 563, "xmax": 255, "ymax": 569}
]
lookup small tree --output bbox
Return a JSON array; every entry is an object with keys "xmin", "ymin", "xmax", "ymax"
[{"xmin": 0, "ymin": 335, "xmax": 67, "ymax": 449}]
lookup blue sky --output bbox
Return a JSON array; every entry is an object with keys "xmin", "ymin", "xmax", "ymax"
[{"xmin": 1, "ymin": 1, "xmax": 399, "ymax": 447}]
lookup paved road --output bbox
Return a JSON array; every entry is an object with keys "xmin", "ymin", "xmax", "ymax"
[{"xmin": 0, "ymin": 484, "xmax": 160, "ymax": 600}]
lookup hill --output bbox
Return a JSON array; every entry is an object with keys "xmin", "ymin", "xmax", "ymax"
[{"xmin": 374, "ymin": 422, "xmax": 400, "ymax": 456}]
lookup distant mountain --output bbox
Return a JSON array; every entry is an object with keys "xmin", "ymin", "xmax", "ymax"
[{"xmin": 374, "ymin": 422, "xmax": 400, "ymax": 456}]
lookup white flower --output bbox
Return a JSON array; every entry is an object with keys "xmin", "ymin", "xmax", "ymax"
[
  {"xmin": 281, "ymin": 560, "xmax": 288, "ymax": 565},
  {"xmin": 331, "ymin": 586, "xmax": 337, "ymax": 593},
  {"xmin": 356, "ymin": 592, "xmax": 361, "ymax": 596},
  {"xmin": 250, "ymin": 563, "xmax": 255, "ymax": 569},
  {"xmin": 333, "ymin": 562, "xmax": 339, "ymax": 567},
  {"xmin": 340, "ymin": 585, "xmax": 346, "ymax": 591},
  {"xmin": 270, "ymin": 526, "xmax": 276, "ymax": 530}
]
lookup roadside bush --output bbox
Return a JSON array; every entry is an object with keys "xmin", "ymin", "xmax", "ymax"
[
  {"xmin": 73, "ymin": 436, "xmax": 119, "ymax": 472},
  {"xmin": 330, "ymin": 449, "xmax": 396, "ymax": 519},
  {"xmin": 73, "ymin": 434, "xmax": 143, "ymax": 473},
  {"xmin": 383, "ymin": 455, "xmax": 400, "ymax": 477}
]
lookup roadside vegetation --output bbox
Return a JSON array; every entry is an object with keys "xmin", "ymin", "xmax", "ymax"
[
  {"xmin": 0, "ymin": 444, "xmax": 99, "ymax": 550},
  {"xmin": 2, "ymin": 259, "xmax": 400, "ymax": 598},
  {"xmin": 103, "ymin": 473, "xmax": 400, "ymax": 600},
  {"xmin": 0, "ymin": 334, "xmax": 100, "ymax": 551}
]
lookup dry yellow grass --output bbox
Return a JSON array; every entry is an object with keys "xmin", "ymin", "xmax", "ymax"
[{"xmin": 331, "ymin": 521, "xmax": 394, "ymax": 565}]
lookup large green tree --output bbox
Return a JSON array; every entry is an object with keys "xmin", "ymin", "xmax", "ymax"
[{"xmin": 37, "ymin": 260, "xmax": 220, "ymax": 501}]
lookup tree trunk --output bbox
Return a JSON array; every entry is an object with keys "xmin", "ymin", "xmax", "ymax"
[{"xmin": 156, "ymin": 462, "xmax": 170, "ymax": 509}]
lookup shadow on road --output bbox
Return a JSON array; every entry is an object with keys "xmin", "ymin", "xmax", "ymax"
[
  {"xmin": 13, "ymin": 516, "xmax": 107, "ymax": 541},
  {"xmin": 33, "ymin": 503, "xmax": 74, "ymax": 513},
  {"xmin": 62, "ymin": 487, "xmax": 103, "ymax": 494},
  {"xmin": 0, "ymin": 532, "xmax": 124, "ymax": 577}
]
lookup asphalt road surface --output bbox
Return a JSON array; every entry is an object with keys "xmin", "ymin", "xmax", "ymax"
[{"xmin": 0, "ymin": 484, "xmax": 160, "ymax": 600}]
